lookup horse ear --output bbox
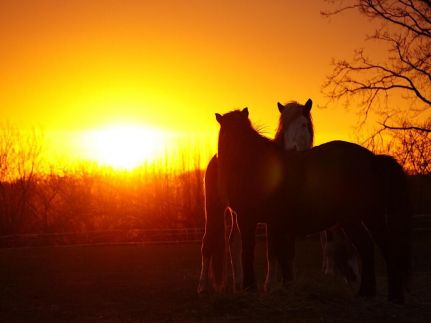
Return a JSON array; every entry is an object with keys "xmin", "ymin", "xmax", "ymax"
[
  {"xmin": 277, "ymin": 102, "xmax": 285, "ymax": 113},
  {"xmin": 304, "ymin": 99, "xmax": 313, "ymax": 112},
  {"xmin": 241, "ymin": 107, "xmax": 249, "ymax": 117},
  {"xmin": 215, "ymin": 113, "xmax": 223, "ymax": 123}
]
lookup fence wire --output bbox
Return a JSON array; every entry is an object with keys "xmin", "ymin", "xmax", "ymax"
[{"xmin": 0, "ymin": 215, "xmax": 429, "ymax": 248}]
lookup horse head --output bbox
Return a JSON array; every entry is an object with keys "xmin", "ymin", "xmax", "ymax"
[
  {"xmin": 216, "ymin": 108, "xmax": 250, "ymax": 127},
  {"xmin": 275, "ymin": 99, "xmax": 314, "ymax": 151}
]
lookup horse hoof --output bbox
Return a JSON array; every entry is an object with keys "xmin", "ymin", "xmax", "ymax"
[
  {"xmin": 264, "ymin": 286, "xmax": 277, "ymax": 294},
  {"xmin": 274, "ymin": 286, "xmax": 290, "ymax": 296},
  {"xmin": 243, "ymin": 284, "xmax": 258, "ymax": 293},
  {"xmin": 197, "ymin": 289, "xmax": 210, "ymax": 297},
  {"xmin": 357, "ymin": 288, "xmax": 376, "ymax": 298},
  {"xmin": 264, "ymin": 284, "xmax": 282, "ymax": 294},
  {"xmin": 197, "ymin": 282, "xmax": 210, "ymax": 296},
  {"xmin": 233, "ymin": 283, "xmax": 243, "ymax": 293},
  {"xmin": 197, "ymin": 287, "xmax": 209, "ymax": 295},
  {"xmin": 388, "ymin": 294, "xmax": 405, "ymax": 304}
]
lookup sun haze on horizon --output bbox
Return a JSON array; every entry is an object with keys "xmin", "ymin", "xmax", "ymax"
[
  {"xmin": 79, "ymin": 123, "xmax": 168, "ymax": 170},
  {"xmin": 0, "ymin": 1, "xmax": 380, "ymax": 169}
]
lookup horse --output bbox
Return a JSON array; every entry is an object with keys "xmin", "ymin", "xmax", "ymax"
[
  {"xmin": 215, "ymin": 108, "xmax": 411, "ymax": 303},
  {"xmin": 198, "ymin": 99, "xmax": 360, "ymax": 293},
  {"xmin": 265, "ymin": 99, "xmax": 314, "ymax": 290},
  {"xmin": 275, "ymin": 100, "xmax": 314, "ymax": 151},
  {"xmin": 198, "ymin": 100, "xmax": 315, "ymax": 294},
  {"xmin": 276, "ymin": 100, "xmax": 360, "ymax": 287}
]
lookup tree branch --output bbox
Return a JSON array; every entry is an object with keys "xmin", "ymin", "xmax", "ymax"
[{"xmin": 380, "ymin": 122, "xmax": 431, "ymax": 132}]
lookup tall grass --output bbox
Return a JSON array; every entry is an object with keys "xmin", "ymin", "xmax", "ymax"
[{"xmin": 0, "ymin": 132, "xmax": 215, "ymax": 237}]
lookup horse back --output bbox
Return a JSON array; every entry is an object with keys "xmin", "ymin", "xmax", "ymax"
[{"xmin": 291, "ymin": 141, "xmax": 380, "ymax": 232}]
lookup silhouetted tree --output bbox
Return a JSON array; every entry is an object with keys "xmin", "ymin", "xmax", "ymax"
[
  {"xmin": 392, "ymin": 123, "xmax": 431, "ymax": 174},
  {"xmin": 365, "ymin": 119, "xmax": 431, "ymax": 174},
  {"xmin": 322, "ymin": 0, "xmax": 431, "ymax": 172},
  {"xmin": 33, "ymin": 169, "xmax": 65, "ymax": 233},
  {"xmin": 0, "ymin": 124, "xmax": 43, "ymax": 233}
]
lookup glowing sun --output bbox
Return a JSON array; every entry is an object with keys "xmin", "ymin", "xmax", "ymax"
[{"xmin": 82, "ymin": 124, "xmax": 167, "ymax": 170}]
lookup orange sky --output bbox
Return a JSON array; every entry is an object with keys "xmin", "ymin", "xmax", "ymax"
[{"xmin": 0, "ymin": 1, "xmax": 379, "ymax": 167}]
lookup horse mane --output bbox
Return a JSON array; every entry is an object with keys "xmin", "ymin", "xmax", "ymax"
[
  {"xmin": 217, "ymin": 110, "xmax": 271, "ymax": 150},
  {"xmin": 274, "ymin": 101, "xmax": 314, "ymax": 148}
]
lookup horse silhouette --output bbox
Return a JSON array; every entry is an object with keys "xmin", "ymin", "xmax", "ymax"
[
  {"xmin": 198, "ymin": 100, "xmax": 360, "ymax": 293},
  {"xmin": 198, "ymin": 100, "xmax": 314, "ymax": 293},
  {"xmin": 214, "ymin": 108, "xmax": 411, "ymax": 303}
]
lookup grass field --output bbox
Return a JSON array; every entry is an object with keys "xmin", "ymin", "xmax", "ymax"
[{"xmin": 0, "ymin": 235, "xmax": 430, "ymax": 322}]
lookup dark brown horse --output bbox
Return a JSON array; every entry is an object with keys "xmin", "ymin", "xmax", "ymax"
[
  {"xmin": 198, "ymin": 100, "xmax": 314, "ymax": 293},
  {"xmin": 214, "ymin": 108, "xmax": 411, "ymax": 303}
]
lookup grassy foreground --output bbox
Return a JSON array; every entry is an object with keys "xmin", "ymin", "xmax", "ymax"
[{"xmin": 0, "ymin": 235, "xmax": 430, "ymax": 322}]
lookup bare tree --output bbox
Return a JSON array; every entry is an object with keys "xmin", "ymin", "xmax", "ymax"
[
  {"xmin": 0, "ymin": 124, "xmax": 43, "ymax": 234},
  {"xmin": 33, "ymin": 168, "xmax": 64, "ymax": 233},
  {"xmin": 322, "ymin": 0, "xmax": 431, "ymax": 173},
  {"xmin": 393, "ymin": 124, "xmax": 431, "ymax": 174},
  {"xmin": 367, "ymin": 119, "xmax": 431, "ymax": 174},
  {"xmin": 322, "ymin": 0, "xmax": 431, "ymax": 129}
]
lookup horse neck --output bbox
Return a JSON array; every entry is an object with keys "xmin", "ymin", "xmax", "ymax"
[
  {"xmin": 217, "ymin": 127, "xmax": 261, "ymax": 202},
  {"xmin": 218, "ymin": 128, "xmax": 268, "ymax": 164},
  {"xmin": 218, "ymin": 127, "xmax": 258, "ymax": 157}
]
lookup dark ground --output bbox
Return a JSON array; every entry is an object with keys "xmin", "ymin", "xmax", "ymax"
[{"xmin": 0, "ymin": 233, "xmax": 430, "ymax": 322}]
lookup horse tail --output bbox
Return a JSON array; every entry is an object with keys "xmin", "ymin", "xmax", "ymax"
[
  {"xmin": 201, "ymin": 156, "xmax": 227, "ymax": 292},
  {"xmin": 375, "ymin": 155, "xmax": 412, "ymax": 298}
]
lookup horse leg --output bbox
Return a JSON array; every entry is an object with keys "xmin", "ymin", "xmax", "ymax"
[
  {"xmin": 320, "ymin": 229, "xmax": 338, "ymax": 276},
  {"xmin": 264, "ymin": 224, "xmax": 280, "ymax": 292},
  {"xmin": 198, "ymin": 206, "xmax": 226, "ymax": 294},
  {"xmin": 198, "ymin": 156, "xmax": 226, "ymax": 294},
  {"xmin": 198, "ymin": 247, "xmax": 211, "ymax": 294},
  {"xmin": 266, "ymin": 224, "xmax": 295, "ymax": 290},
  {"xmin": 341, "ymin": 221, "xmax": 376, "ymax": 297},
  {"xmin": 279, "ymin": 234, "xmax": 295, "ymax": 287},
  {"xmin": 229, "ymin": 211, "xmax": 243, "ymax": 292},
  {"xmin": 363, "ymin": 214, "xmax": 407, "ymax": 303},
  {"xmin": 237, "ymin": 216, "xmax": 257, "ymax": 291},
  {"xmin": 372, "ymin": 154, "xmax": 411, "ymax": 303},
  {"xmin": 322, "ymin": 227, "xmax": 360, "ymax": 284}
]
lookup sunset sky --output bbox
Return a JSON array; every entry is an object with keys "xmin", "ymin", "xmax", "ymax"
[{"xmin": 0, "ymin": 1, "xmax": 379, "ymax": 168}]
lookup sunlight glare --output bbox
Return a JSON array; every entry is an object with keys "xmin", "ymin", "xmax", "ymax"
[{"xmin": 82, "ymin": 124, "xmax": 167, "ymax": 170}]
